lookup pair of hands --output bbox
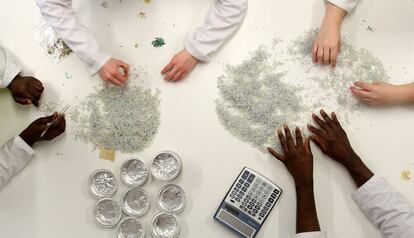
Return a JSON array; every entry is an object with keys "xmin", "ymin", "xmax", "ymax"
[
  {"xmin": 98, "ymin": 49, "xmax": 198, "ymax": 86},
  {"xmin": 267, "ymin": 110, "xmax": 365, "ymax": 188},
  {"xmin": 6, "ymin": 76, "xmax": 66, "ymax": 146}
]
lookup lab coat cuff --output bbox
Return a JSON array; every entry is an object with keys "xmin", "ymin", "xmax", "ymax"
[
  {"xmin": 0, "ymin": 61, "xmax": 21, "ymax": 88},
  {"xmin": 14, "ymin": 136, "xmax": 35, "ymax": 156},
  {"xmin": 352, "ymin": 175, "xmax": 383, "ymax": 203},
  {"xmin": 295, "ymin": 231, "xmax": 327, "ymax": 238},
  {"xmin": 184, "ymin": 35, "xmax": 210, "ymax": 63},
  {"xmin": 89, "ymin": 53, "xmax": 111, "ymax": 75},
  {"xmin": 326, "ymin": 0, "xmax": 357, "ymax": 13}
]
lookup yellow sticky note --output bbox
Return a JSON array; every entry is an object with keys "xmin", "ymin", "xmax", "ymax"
[
  {"xmin": 99, "ymin": 147, "xmax": 115, "ymax": 161},
  {"xmin": 144, "ymin": 0, "xmax": 151, "ymax": 4}
]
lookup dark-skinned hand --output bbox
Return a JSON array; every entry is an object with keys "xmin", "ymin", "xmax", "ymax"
[
  {"xmin": 267, "ymin": 125, "xmax": 313, "ymax": 188},
  {"xmin": 307, "ymin": 110, "xmax": 360, "ymax": 169},
  {"xmin": 307, "ymin": 110, "xmax": 373, "ymax": 187},
  {"xmin": 7, "ymin": 75, "xmax": 44, "ymax": 106},
  {"xmin": 19, "ymin": 112, "xmax": 66, "ymax": 146}
]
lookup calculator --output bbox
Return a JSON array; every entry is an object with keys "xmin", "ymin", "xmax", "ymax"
[{"xmin": 214, "ymin": 167, "xmax": 282, "ymax": 238}]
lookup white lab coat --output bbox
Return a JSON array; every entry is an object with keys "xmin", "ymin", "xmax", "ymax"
[
  {"xmin": 0, "ymin": 46, "xmax": 35, "ymax": 190},
  {"xmin": 35, "ymin": 0, "xmax": 248, "ymax": 74},
  {"xmin": 295, "ymin": 175, "xmax": 414, "ymax": 238},
  {"xmin": 326, "ymin": 0, "xmax": 358, "ymax": 13}
]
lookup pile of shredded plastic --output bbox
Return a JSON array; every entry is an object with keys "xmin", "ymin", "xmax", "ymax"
[
  {"xmin": 216, "ymin": 29, "xmax": 390, "ymax": 152},
  {"xmin": 71, "ymin": 84, "xmax": 161, "ymax": 153}
]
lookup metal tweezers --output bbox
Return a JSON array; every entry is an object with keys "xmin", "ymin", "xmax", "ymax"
[{"xmin": 41, "ymin": 104, "xmax": 70, "ymax": 138}]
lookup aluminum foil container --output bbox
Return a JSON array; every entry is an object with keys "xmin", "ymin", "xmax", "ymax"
[
  {"xmin": 151, "ymin": 212, "xmax": 180, "ymax": 238},
  {"xmin": 88, "ymin": 169, "xmax": 118, "ymax": 199},
  {"xmin": 117, "ymin": 217, "xmax": 145, "ymax": 238},
  {"xmin": 121, "ymin": 188, "xmax": 151, "ymax": 217},
  {"xmin": 157, "ymin": 184, "xmax": 186, "ymax": 214},
  {"xmin": 93, "ymin": 198, "xmax": 122, "ymax": 228},
  {"xmin": 150, "ymin": 151, "xmax": 182, "ymax": 181},
  {"xmin": 121, "ymin": 158, "xmax": 149, "ymax": 187}
]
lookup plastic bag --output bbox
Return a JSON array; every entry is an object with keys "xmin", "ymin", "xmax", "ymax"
[{"xmin": 33, "ymin": 21, "xmax": 72, "ymax": 64}]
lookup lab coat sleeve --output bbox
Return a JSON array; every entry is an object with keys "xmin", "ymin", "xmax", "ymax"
[
  {"xmin": 0, "ymin": 136, "xmax": 35, "ymax": 190},
  {"xmin": 352, "ymin": 175, "xmax": 414, "ymax": 238},
  {"xmin": 184, "ymin": 0, "xmax": 248, "ymax": 62},
  {"xmin": 0, "ymin": 46, "xmax": 22, "ymax": 88},
  {"xmin": 295, "ymin": 231, "xmax": 327, "ymax": 238},
  {"xmin": 36, "ymin": 0, "xmax": 111, "ymax": 74},
  {"xmin": 326, "ymin": 0, "xmax": 358, "ymax": 13}
]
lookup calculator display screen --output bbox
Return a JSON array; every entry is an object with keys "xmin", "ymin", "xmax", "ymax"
[{"xmin": 217, "ymin": 209, "xmax": 255, "ymax": 237}]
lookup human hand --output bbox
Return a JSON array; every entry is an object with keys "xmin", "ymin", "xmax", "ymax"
[
  {"xmin": 19, "ymin": 112, "xmax": 66, "ymax": 146},
  {"xmin": 98, "ymin": 58, "xmax": 129, "ymax": 86},
  {"xmin": 7, "ymin": 76, "xmax": 44, "ymax": 106},
  {"xmin": 312, "ymin": 3, "xmax": 347, "ymax": 67},
  {"xmin": 307, "ymin": 110, "xmax": 360, "ymax": 168},
  {"xmin": 161, "ymin": 49, "xmax": 198, "ymax": 81},
  {"xmin": 307, "ymin": 110, "xmax": 374, "ymax": 187},
  {"xmin": 267, "ymin": 126, "xmax": 313, "ymax": 188},
  {"xmin": 351, "ymin": 81, "xmax": 414, "ymax": 106}
]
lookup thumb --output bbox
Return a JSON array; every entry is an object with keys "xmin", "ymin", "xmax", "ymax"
[
  {"xmin": 354, "ymin": 81, "xmax": 373, "ymax": 91},
  {"xmin": 36, "ymin": 113, "xmax": 56, "ymax": 125},
  {"xmin": 304, "ymin": 137, "xmax": 312, "ymax": 154},
  {"xmin": 267, "ymin": 147, "xmax": 284, "ymax": 163},
  {"xmin": 310, "ymin": 135, "xmax": 327, "ymax": 152}
]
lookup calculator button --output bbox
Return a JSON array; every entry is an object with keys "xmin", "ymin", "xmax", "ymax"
[
  {"xmin": 271, "ymin": 193, "xmax": 277, "ymax": 199},
  {"xmin": 266, "ymin": 202, "xmax": 271, "ymax": 207},
  {"xmin": 230, "ymin": 194, "xmax": 235, "ymax": 198},
  {"xmin": 257, "ymin": 203, "xmax": 262, "ymax": 207},
  {"xmin": 231, "ymin": 200, "xmax": 235, "ymax": 203},
  {"xmin": 235, "ymin": 198, "xmax": 241, "ymax": 202},
  {"xmin": 268, "ymin": 198, "xmax": 275, "ymax": 203},
  {"xmin": 242, "ymin": 202, "xmax": 247, "ymax": 206},
  {"xmin": 263, "ymin": 206, "xmax": 269, "ymax": 211},
  {"xmin": 253, "ymin": 209, "xmax": 258, "ymax": 213},
  {"xmin": 244, "ymin": 183, "xmax": 250, "ymax": 188},
  {"xmin": 249, "ymin": 202, "xmax": 254, "ymax": 206},
  {"xmin": 239, "ymin": 191, "xmax": 244, "ymax": 196},
  {"xmin": 255, "ymin": 205, "xmax": 260, "ymax": 210},
  {"xmin": 241, "ymin": 187, "xmax": 247, "ymax": 192},
  {"xmin": 247, "ymin": 205, "xmax": 253, "ymax": 210},
  {"xmin": 234, "ymin": 187, "xmax": 239, "ymax": 192},
  {"xmin": 246, "ymin": 195, "xmax": 251, "ymax": 199},
  {"xmin": 242, "ymin": 171, "xmax": 250, "ymax": 179},
  {"xmin": 274, "ymin": 189, "xmax": 279, "ymax": 194},
  {"xmin": 236, "ymin": 183, "xmax": 242, "ymax": 188},
  {"xmin": 259, "ymin": 213, "xmax": 265, "ymax": 217},
  {"xmin": 237, "ymin": 194, "xmax": 242, "ymax": 199},
  {"xmin": 239, "ymin": 179, "xmax": 245, "ymax": 184},
  {"xmin": 251, "ymin": 199, "xmax": 257, "ymax": 203},
  {"xmin": 247, "ymin": 174, "xmax": 255, "ymax": 183}
]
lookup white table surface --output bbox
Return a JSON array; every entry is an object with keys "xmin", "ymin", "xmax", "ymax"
[{"xmin": 1, "ymin": 0, "xmax": 414, "ymax": 237}]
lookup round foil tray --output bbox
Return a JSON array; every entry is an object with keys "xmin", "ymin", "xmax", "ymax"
[
  {"xmin": 116, "ymin": 217, "xmax": 146, "ymax": 238},
  {"xmin": 157, "ymin": 184, "xmax": 186, "ymax": 214},
  {"xmin": 93, "ymin": 198, "xmax": 122, "ymax": 228},
  {"xmin": 121, "ymin": 187, "xmax": 151, "ymax": 217},
  {"xmin": 88, "ymin": 169, "xmax": 118, "ymax": 199},
  {"xmin": 121, "ymin": 158, "xmax": 149, "ymax": 187},
  {"xmin": 150, "ymin": 151, "xmax": 182, "ymax": 181},
  {"xmin": 151, "ymin": 212, "xmax": 180, "ymax": 238}
]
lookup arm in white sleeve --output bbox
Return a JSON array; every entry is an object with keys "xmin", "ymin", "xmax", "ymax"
[
  {"xmin": 184, "ymin": 0, "xmax": 248, "ymax": 62},
  {"xmin": 0, "ymin": 46, "xmax": 21, "ymax": 88},
  {"xmin": 352, "ymin": 175, "xmax": 414, "ymax": 238},
  {"xmin": 326, "ymin": 0, "xmax": 358, "ymax": 13},
  {"xmin": 295, "ymin": 231, "xmax": 327, "ymax": 238},
  {"xmin": 0, "ymin": 136, "xmax": 35, "ymax": 190},
  {"xmin": 36, "ymin": 0, "xmax": 111, "ymax": 74}
]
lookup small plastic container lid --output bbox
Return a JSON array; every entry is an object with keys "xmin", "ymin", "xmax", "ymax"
[
  {"xmin": 150, "ymin": 151, "xmax": 182, "ymax": 181},
  {"xmin": 120, "ymin": 158, "xmax": 149, "ymax": 187},
  {"xmin": 93, "ymin": 198, "xmax": 122, "ymax": 228},
  {"xmin": 88, "ymin": 169, "xmax": 118, "ymax": 199}
]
